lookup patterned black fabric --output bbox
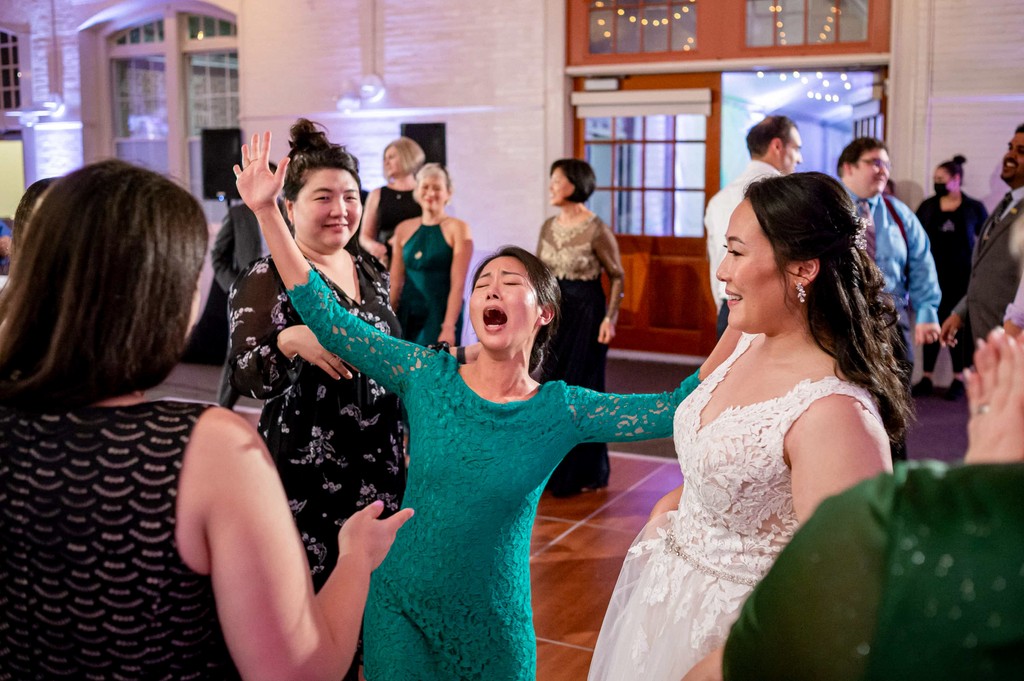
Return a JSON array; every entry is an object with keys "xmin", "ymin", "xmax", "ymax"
[
  {"xmin": 228, "ymin": 254, "xmax": 406, "ymax": 590},
  {"xmin": 0, "ymin": 401, "xmax": 240, "ymax": 680}
]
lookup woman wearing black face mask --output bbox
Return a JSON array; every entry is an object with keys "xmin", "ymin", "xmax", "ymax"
[{"xmin": 913, "ymin": 155, "xmax": 988, "ymax": 400}]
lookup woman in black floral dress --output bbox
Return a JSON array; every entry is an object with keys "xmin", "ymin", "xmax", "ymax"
[{"xmin": 228, "ymin": 119, "xmax": 405, "ymax": 593}]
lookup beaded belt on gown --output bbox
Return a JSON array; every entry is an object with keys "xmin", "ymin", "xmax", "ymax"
[{"xmin": 664, "ymin": 527, "xmax": 759, "ymax": 588}]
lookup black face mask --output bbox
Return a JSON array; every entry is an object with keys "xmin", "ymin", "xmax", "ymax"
[{"xmin": 934, "ymin": 182, "xmax": 950, "ymax": 197}]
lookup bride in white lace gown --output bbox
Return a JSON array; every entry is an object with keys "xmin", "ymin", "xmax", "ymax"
[{"xmin": 589, "ymin": 173, "xmax": 912, "ymax": 681}]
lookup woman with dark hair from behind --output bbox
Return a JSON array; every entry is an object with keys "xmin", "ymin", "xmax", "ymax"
[
  {"xmin": 0, "ymin": 159, "xmax": 412, "ymax": 681},
  {"xmin": 537, "ymin": 157, "xmax": 625, "ymax": 496},
  {"xmin": 912, "ymin": 155, "xmax": 988, "ymax": 400},
  {"xmin": 234, "ymin": 130, "xmax": 710, "ymax": 680},
  {"xmin": 589, "ymin": 172, "xmax": 908, "ymax": 681},
  {"xmin": 227, "ymin": 120, "xmax": 407, "ymax": 611}
]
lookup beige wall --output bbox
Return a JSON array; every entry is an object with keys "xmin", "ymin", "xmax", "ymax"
[{"xmin": 888, "ymin": 0, "xmax": 1024, "ymax": 212}]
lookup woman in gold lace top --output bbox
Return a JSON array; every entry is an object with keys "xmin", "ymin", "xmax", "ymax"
[{"xmin": 536, "ymin": 158, "xmax": 625, "ymax": 496}]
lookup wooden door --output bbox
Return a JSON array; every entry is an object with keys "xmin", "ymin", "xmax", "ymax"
[{"xmin": 575, "ymin": 72, "xmax": 722, "ymax": 357}]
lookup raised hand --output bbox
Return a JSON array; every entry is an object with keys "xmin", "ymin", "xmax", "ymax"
[{"xmin": 234, "ymin": 131, "xmax": 289, "ymax": 215}]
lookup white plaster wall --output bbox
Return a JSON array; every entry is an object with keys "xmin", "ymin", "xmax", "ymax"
[{"xmin": 888, "ymin": 0, "xmax": 1024, "ymax": 212}]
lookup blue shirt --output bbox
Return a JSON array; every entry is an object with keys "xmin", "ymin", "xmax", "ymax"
[
  {"xmin": 851, "ymin": 191, "xmax": 941, "ymax": 325},
  {"xmin": 0, "ymin": 219, "xmax": 12, "ymax": 273}
]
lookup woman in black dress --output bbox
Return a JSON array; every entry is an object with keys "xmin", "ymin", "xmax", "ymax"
[
  {"xmin": 229, "ymin": 119, "xmax": 406, "ymax": 592},
  {"xmin": 358, "ymin": 136, "xmax": 425, "ymax": 267},
  {"xmin": 536, "ymin": 158, "xmax": 625, "ymax": 496},
  {"xmin": 913, "ymin": 155, "xmax": 988, "ymax": 400}
]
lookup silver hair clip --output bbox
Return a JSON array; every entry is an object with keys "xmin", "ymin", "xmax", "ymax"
[{"xmin": 853, "ymin": 220, "xmax": 869, "ymax": 251}]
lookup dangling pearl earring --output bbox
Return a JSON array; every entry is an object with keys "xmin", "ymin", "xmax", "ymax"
[{"xmin": 796, "ymin": 282, "xmax": 807, "ymax": 304}]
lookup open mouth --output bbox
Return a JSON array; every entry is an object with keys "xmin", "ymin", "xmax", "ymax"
[{"xmin": 483, "ymin": 307, "xmax": 508, "ymax": 327}]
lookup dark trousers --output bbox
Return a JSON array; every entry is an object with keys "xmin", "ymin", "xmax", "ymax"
[{"xmin": 889, "ymin": 311, "xmax": 913, "ymax": 462}]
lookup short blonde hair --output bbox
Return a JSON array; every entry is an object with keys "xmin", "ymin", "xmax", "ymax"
[
  {"xmin": 414, "ymin": 164, "xmax": 453, "ymax": 208},
  {"xmin": 385, "ymin": 137, "xmax": 426, "ymax": 178}
]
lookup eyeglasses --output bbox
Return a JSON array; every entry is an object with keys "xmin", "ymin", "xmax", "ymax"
[{"xmin": 857, "ymin": 157, "xmax": 892, "ymax": 171}]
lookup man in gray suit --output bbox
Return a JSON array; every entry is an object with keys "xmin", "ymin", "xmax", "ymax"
[{"xmin": 940, "ymin": 123, "xmax": 1024, "ymax": 352}]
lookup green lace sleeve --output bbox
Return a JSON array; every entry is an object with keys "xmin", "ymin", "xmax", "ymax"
[
  {"xmin": 567, "ymin": 369, "xmax": 701, "ymax": 443},
  {"xmin": 288, "ymin": 269, "xmax": 435, "ymax": 394}
]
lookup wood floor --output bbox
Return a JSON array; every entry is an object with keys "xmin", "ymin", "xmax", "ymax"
[{"xmin": 531, "ymin": 453, "xmax": 682, "ymax": 681}]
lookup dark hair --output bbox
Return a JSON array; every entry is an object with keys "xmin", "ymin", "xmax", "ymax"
[
  {"xmin": 284, "ymin": 118, "xmax": 364, "ymax": 255},
  {"xmin": 1016, "ymin": 122, "xmax": 1024, "ymax": 135},
  {"xmin": 746, "ymin": 116, "xmax": 797, "ymax": 157},
  {"xmin": 550, "ymin": 158, "xmax": 596, "ymax": 203},
  {"xmin": 836, "ymin": 137, "xmax": 887, "ymax": 176},
  {"xmin": 11, "ymin": 176, "xmax": 57, "ymax": 252},
  {"xmin": 471, "ymin": 246, "xmax": 561, "ymax": 372},
  {"xmin": 0, "ymin": 160, "xmax": 207, "ymax": 411},
  {"xmin": 284, "ymin": 118, "xmax": 362, "ymax": 201},
  {"xmin": 937, "ymin": 154, "xmax": 966, "ymax": 180},
  {"xmin": 744, "ymin": 172, "xmax": 911, "ymax": 442}
]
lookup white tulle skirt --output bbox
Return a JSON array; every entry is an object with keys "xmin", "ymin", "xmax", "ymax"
[{"xmin": 587, "ymin": 511, "xmax": 757, "ymax": 681}]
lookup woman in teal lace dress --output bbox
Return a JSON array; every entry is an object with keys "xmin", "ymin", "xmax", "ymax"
[{"xmin": 235, "ymin": 131, "xmax": 703, "ymax": 680}]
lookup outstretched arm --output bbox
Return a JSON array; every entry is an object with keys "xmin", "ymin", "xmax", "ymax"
[{"xmin": 568, "ymin": 370, "xmax": 701, "ymax": 444}]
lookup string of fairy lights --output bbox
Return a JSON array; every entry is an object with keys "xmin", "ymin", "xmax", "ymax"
[
  {"xmin": 590, "ymin": 1, "xmax": 846, "ymax": 52},
  {"xmin": 756, "ymin": 69, "xmax": 854, "ymax": 104},
  {"xmin": 770, "ymin": 2, "xmax": 843, "ymax": 46},
  {"xmin": 592, "ymin": 0, "xmax": 699, "ymax": 51}
]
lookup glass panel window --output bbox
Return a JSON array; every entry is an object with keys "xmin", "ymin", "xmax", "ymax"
[
  {"xmin": 112, "ymin": 56, "xmax": 168, "ymax": 172},
  {"xmin": 589, "ymin": 1, "xmax": 697, "ymax": 55},
  {"xmin": 584, "ymin": 112, "xmax": 707, "ymax": 237},
  {"xmin": 187, "ymin": 51, "xmax": 240, "ymax": 135},
  {"xmin": 112, "ymin": 20, "xmax": 164, "ymax": 46},
  {"xmin": 746, "ymin": 0, "xmax": 870, "ymax": 47},
  {"xmin": 0, "ymin": 31, "xmax": 20, "ymax": 114},
  {"xmin": 671, "ymin": 4, "xmax": 698, "ymax": 51}
]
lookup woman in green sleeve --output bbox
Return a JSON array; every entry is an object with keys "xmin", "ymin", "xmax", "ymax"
[{"xmin": 235, "ymin": 129, "xmax": 708, "ymax": 681}]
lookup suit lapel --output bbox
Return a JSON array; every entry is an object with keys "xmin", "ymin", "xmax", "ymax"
[{"xmin": 974, "ymin": 199, "xmax": 1024, "ymax": 264}]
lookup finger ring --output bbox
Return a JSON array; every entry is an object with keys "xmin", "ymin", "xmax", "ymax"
[{"xmin": 975, "ymin": 403, "xmax": 991, "ymax": 415}]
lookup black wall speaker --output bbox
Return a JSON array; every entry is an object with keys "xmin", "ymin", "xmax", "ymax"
[
  {"xmin": 201, "ymin": 128, "xmax": 243, "ymax": 201},
  {"xmin": 400, "ymin": 122, "xmax": 447, "ymax": 167}
]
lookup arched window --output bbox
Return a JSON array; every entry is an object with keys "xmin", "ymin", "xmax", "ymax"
[{"xmin": 107, "ymin": 11, "xmax": 237, "ymax": 204}]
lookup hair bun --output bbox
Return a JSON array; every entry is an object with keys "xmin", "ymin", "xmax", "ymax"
[
  {"xmin": 952, "ymin": 154, "xmax": 966, "ymax": 165},
  {"xmin": 289, "ymin": 118, "xmax": 330, "ymax": 154}
]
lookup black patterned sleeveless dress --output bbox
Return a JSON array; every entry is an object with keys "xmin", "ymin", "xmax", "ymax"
[{"xmin": 0, "ymin": 400, "xmax": 240, "ymax": 680}]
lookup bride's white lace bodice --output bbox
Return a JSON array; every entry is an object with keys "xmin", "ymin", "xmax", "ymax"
[
  {"xmin": 666, "ymin": 333, "xmax": 880, "ymax": 584},
  {"xmin": 589, "ymin": 333, "xmax": 883, "ymax": 680}
]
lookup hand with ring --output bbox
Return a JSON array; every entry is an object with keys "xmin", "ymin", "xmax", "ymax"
[{"xmin": 964, "ymin": 328, "xmax": 1024, "ymax": 463}]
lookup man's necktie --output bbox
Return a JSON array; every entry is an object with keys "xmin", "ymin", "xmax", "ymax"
[
  {"xmin": 857, "ymin": 198, "xmax": 876, "ymax": 260},
  {"xmin": 981, "ymin": 191, "xmax": 1014, "ymax": 242}
]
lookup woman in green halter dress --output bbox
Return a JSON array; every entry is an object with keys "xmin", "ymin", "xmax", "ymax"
[
  {"xmin": 391, "ymin": 163, "xmax": 473, "ymax": 347},
  {"xmin": 235, "ymin": 131, "xmax": 703, "ymax": 680}
]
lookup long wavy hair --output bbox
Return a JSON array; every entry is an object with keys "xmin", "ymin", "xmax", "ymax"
[
  {"xmin": 0, "ymin": 160, "xmax": 207, "ymax": 411},
  {"xmin": 745, "ymin": 172, "xmax": 911, "ymax": 442},
  {"xmin": 471, "ymin": 246, "xmax": 561, "ymax": 373}
]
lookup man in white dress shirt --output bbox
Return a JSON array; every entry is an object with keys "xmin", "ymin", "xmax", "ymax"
[{"xmin": 704, "ymin": 116, "xmax": 802, "ymax": 337}]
